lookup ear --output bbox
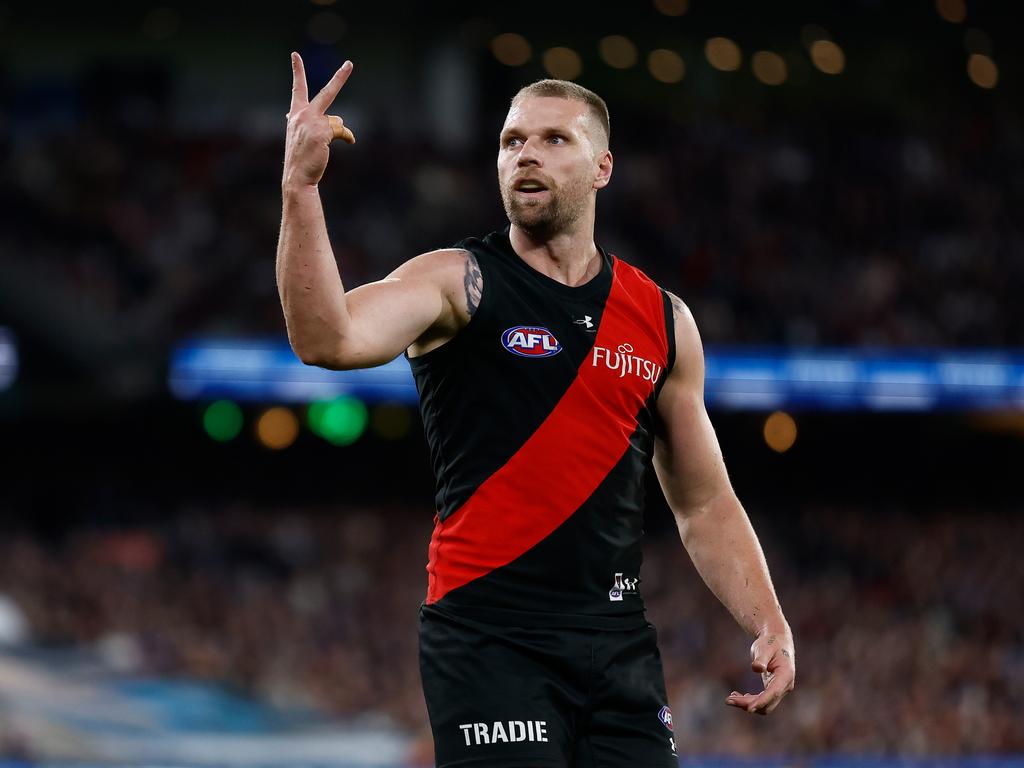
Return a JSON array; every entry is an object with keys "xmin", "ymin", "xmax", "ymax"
[{"xmin": 593, "ymin": 149, "xmax": 613, "ymax": 191}]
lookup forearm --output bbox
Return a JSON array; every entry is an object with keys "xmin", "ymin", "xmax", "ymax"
[
  {"xmin": 675, "ymin": 490, "xmax": 788, "ymax": 637},
  {"xmin": 276, "ymin": 183, "xmax": 351, "ymax": 365}
]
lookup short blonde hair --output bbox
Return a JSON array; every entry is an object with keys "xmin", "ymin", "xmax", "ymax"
[{"xmin": 511, "ymin": 79, "xmax": 610, "ymax": 150}]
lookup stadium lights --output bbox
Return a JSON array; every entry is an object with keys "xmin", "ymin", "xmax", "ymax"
[
  {"xmin": 491, "ymin": 33, "xmax": 531, "ymax": 67},
  {"xmin": 705, "ymin": 37, "xmax": 742, "ymax": 72},
  {"xmin": 752, "ymin": 51, "xmax": 787, "ymax": 86},
  {"xmin": 809, "ymin": 40, "xmax": 845, "ymax": 75},
  {"xmin": 935, "ymin": 0, "xmax": 967, "ymax": 24},
  {"xmin": 599, "ymin": 36, "xmax": 638, "ymax": 70},
  {"xmin": 203, "ymin": 400, "xmax": 244, "ymax": 443},
  {"xmin": 256, "ymin": 407, "xmax": 300, "ymax": 450},
  {"xmin": 543, "ymin": 47, "xmax": 583, "ymax": 80},
  {"xmin": 308, "ymin": 397, "xmax": 368, "ymax": 446},
  {"xmin": 764, "ymin": 411, "xmax": 798, "ymax": 453},
  {"xmin": 648, "ymin": 49, "xmax": 686, "ymax": 84},
  {"xmin": 654, "ymin": 0, "xmax": 688, "ymax": 17},
  {"xmin": 967, "ymin": 54, "xmax": 998, "ymax": 88},
  {"xmin": 170, "ymin": 340, "xmax": 1024, "ymax": 412}
]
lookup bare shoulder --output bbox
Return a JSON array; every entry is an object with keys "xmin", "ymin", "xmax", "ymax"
[
  {"xmin": 387, "ymin": 247, "xmax": 469, "ymax": 279},
  {"xmin": 665, "ymin": 290, "xmax": 699, "ymax": 341},
  {"xmin": 663, "ymin": 289, "xmax": 705, "ymax": 385},
  {"xmin": 387, "ymin": 247, "xmax": 482, "ymax": 324}
]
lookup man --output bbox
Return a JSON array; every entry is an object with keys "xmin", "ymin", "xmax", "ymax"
[{"xmin": 278, "ymin": 52, "xmax": 795, "ymax": 768}]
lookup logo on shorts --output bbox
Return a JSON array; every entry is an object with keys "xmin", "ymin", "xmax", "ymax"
[
  {"xmin": 658, "ymin": 705, "xmax": 674, "ymax": 732},
  {"xmin": 608, "ymin": 573, "xmax": 639, "ymax": 601},
  {"xmin": 501, "ymin": 326, "xmax": 562, "ymax": 358},
  {"xmin": 459, "ymin": 720, "xmax": 549, "ymax": 746}
]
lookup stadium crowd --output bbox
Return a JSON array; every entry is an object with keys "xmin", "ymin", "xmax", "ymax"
[
  {"xmin": 0, "ymin": 504, "xmax": 1020, "ymax": 757},
  {"xmin": 3, "ymin": 92, "xmax": 1021, "ymax": 383}
]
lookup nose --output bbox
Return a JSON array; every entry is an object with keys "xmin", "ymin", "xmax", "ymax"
[{"xmin": 517, "ymin": 137, "xmax": 542, "ymax": 167}]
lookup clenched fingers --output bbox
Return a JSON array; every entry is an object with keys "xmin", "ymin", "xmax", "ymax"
[{"xmin": 328, "ymin": 115, "xmax": 356, "ymax": 144}]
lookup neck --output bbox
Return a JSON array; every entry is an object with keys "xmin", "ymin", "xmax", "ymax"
[{"xmin": 508, "ymin": 212, "xmax": 600, "ymax": 287}]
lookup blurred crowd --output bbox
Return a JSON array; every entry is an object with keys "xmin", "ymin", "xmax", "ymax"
[
  {"xmin": 0, "ymin": 504, "xmax": 1021, "ymax": 757},
  {"xmin": 3, "ymin": 79, "xmax": 1022, "ymax": 394}
]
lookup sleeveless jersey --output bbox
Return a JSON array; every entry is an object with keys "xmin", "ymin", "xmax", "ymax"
[{"xmin": 409, "ymin": 227, "xmax": 676, "ymax": 629}]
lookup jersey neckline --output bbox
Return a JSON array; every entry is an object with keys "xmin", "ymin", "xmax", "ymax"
[{"xmin": 490, "ymin": 226, "xmax": 613, "ymax": 300}]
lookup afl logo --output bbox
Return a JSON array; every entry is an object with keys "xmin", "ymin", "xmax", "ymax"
[
  {"xmin": 658, "ymin": 705, "xmax": 674, "ymax": 732},
  {"xmin": 501, "ymin": 326, "xmax": 562, "ymax": 358}
]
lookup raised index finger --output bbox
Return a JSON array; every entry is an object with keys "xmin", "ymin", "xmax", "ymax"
[
  {"xmin": 290, "ymin": 52, "xmax": 308, "ymax": 114},
  {"xmin": 310, "ymin": 60, "xmax": 354, "ymax": 114}
]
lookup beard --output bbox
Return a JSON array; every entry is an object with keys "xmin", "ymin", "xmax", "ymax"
[{"xmin": 500, "ymin": 173, "xmax": 592, "ymax": 239}]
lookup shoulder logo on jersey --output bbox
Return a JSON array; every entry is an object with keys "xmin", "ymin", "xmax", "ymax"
[
  {"xmin": 658, "ymin": 705, "xmax": 674, "ymax": 732},
  {"xmin": 501, "ymin": 326, "xmax": 562, "ymax": 358}
]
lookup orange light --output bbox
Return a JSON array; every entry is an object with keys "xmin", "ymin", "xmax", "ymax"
[
  {"xmin": 654, "ymin": 0, "xmax": 688, "ymax": 17},
  {"xmin": 648, "ymin": 49, "xmax": 686, "ymax": 83},
  {"xmin": 763, "ymin": 411, "xmax": 797, "ymax": 453},
  {"xmin": 256, "ymin": 407, "xmax": 300, "ymax": 450},
  {"xmin": 705, "ymin": 37, "xmax": 742, "ymax": 72},
  {"xmin": 935, "ymin": 0, "xmax": 966, "ymax": 24},
  {"xmin": 810, "ymin": 40, "xmax": 845, "ymax": 74},
  {"xmin": 491, "ymin": 33, "xmax": 532, "ymax": 67},
  {"xmin": 967, "ymin": 54, "xmax": 998, "ymax": 88},
  {"xmin": 600, "ymin": 36, "xmax": 639, "ymax": 69},
  {"xmin": 752, "ymin": 51, "xmax": 787, "ymax": 85},
  {"xmin": 543, "ymin": 47, "xmax": 583, "ymax": 80}
]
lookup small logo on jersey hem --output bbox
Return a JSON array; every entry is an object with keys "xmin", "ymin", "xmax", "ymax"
[
  {"xmin": 501, "ymin": 326, "xmax": 562, "ymax": 358},
  {"xmin": 608, "ymin": 572, "xmax": 639, "ymax": 601},
  {"xmin": 658, "ymin": 705, "xmax": 674, "ymax": 732}
]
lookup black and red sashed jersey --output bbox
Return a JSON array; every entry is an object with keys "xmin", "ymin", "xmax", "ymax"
[{"xmin": 409, "ymin": 227, "xmax": 676, "ymax": 630}]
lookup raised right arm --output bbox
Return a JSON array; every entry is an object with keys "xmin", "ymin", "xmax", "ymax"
[{"xmin": 276, "ymin": 53, "xmax": 466, "ymax": 369}]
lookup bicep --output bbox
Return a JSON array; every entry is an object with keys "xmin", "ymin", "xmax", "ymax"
[
  {"xmin": 340, "ymin": 276, "xmax": 448, "ymax": 368},
  {"xmin": 653, "ymin": 296, "xmax": 733, "ymax": 514},
  {"xmin": 325, "ymin": 249, "xmax": 464, "ymax": 369}
]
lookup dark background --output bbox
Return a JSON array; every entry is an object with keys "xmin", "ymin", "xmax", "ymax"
[{"xmin": 0, "ymin": 0, "xmax": 1021, "ymax": 761}]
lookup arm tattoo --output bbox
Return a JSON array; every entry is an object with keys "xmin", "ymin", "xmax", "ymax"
[
  {"xmin": 666, "ymin": 290, "xmax": 686, "ymax": 320},
  {"xmin": 463, "ymin": 251, "xmax": 482, "ymax": 317}
]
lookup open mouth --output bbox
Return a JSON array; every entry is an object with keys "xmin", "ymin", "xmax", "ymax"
[{"xmin": 514, "ymin": 179, "xmax": 550, "ymax": 196}]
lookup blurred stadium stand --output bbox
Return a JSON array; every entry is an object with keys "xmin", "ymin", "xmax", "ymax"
[{"xmin": 1, "ymin": 0, "xmax": 1022, "ymax": 765}]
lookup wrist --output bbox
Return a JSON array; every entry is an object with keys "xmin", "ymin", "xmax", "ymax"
[
  {"xmin": 755, "ymin": 615, "xmax": 791, "ymax": 638},
  {"xmin": 281, "ymin": 178, "xmax": 320, "ymax": 198}
]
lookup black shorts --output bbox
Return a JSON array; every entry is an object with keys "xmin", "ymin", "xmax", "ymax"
[{"xmin": 418, "ymin": 605, "xmax": 678, "ymax": 768}]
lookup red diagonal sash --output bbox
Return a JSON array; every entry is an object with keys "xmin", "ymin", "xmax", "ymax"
[{"xmin": 426, "ymin": 259, "xmax": 669, "ymax": 604}]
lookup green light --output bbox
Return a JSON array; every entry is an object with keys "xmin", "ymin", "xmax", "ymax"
[
  {"xmin": 307, "ymin": 396, "xmax": 368, "ymax": 446},
  {"xmin": 203, "ymin": 400, "xmax": 243, "ymax": 442}
]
